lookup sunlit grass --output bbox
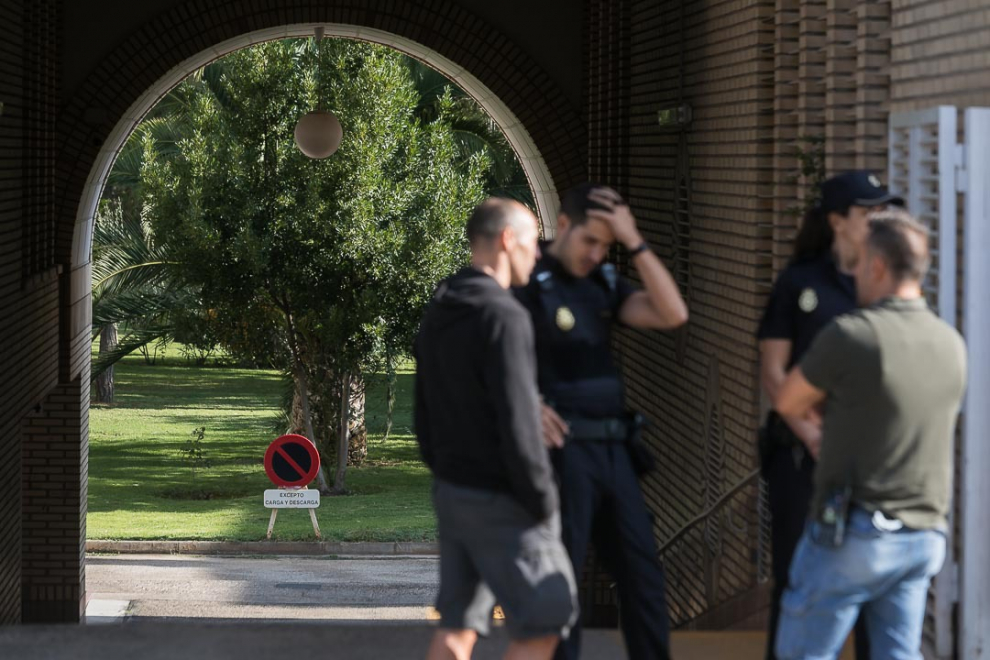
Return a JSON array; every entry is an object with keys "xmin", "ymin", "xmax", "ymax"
[{"xmin": 88, "ymin": 348, "xmax": 435, "ymax": 542}]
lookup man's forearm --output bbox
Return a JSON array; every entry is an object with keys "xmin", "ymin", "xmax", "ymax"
[
  {"xmin": 776, "ymin": 366, "xmax": 826, "ymax": 418},
  {"xmin": 632, "ymin": 249, "xmax": 688, "ymax": 325}
]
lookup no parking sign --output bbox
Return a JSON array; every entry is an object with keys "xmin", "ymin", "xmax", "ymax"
[
  {"xmin": 263, "ymin": 434, "xmax": 320, "ymax": 487},
  {"xmin": 262, "ymin": 434, "xmax": 322, "ymax": 538}
]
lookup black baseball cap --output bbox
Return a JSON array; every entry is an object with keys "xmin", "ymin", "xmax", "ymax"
[{"xmin": 819, "ymin": 171, "xmax": 904, "ymax": 214}]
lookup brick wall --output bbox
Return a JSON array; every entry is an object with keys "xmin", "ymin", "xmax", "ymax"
[
  {"xmin": 890, "ymin": 0, "xmax": 990, "ymax": 114},
  {"xmin": 21, "ymin": 374, "xmax": 88, "ymax": 623},
  {"xmin": 584, "ymin": 0, "xmax": 933, "ymax": 632},
  {"xmin": 0, "ymin": 0, "xmax": 63, "ymax": 624},
  {"xmin": 588, "ymin": 0, "xmax": 779, "ymax": 628}
]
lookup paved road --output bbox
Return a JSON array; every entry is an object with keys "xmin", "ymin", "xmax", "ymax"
[
  {"xmin": 74, "ymin": 554, "xmax": 851, "ymax": 660},
  {"xmin": 62, "ymin": 553, "xmax": 627, "ymax": 659},
  {"xmin": 86, "ymin": 553, "xmax": 441, "ymax": 623}
]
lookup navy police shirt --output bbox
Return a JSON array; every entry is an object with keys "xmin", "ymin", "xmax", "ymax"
[
  {"xmin": 757, "ymin": 251, "xmax": 856, "ymax": 368},
  {"xmin": 514, "ymin": 251, "xmax": 636, "ymax": 418}
]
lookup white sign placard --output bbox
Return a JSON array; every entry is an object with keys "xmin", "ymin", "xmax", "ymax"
[{"xmin": 264, "ymin": 489, "xmax": 320, "ymax": 509}]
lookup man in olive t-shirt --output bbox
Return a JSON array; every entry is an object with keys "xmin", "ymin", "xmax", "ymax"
[{"xmin": 772, "ymin": 210, "xmax": 967, "ymax": 660}]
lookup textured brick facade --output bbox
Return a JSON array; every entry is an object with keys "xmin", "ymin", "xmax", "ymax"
[
  {"xmin": 0, "ymin": 0, "xmax": 65, "ymax": 623},
  {"xmin": 587, "ymin": 0, "xmax": 984, "ymax": 645},
  {"xmin": 21, "ymin": 374, "xmax": 88, "ymax": 623},
  {"xmin": 593, "ymin": 0, "xmax": 778, "ymax": 628},
  {"xmin": 890, "ymin": 0, "xmax": 990, "ymax": 114}
]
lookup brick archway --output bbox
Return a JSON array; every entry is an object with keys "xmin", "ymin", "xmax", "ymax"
[
  {"xmin": 56, "ymin": 0, "xmax": 587, "ymax": 269},
  {"xmin": 22, "ymin": 0, "xmax": 587, "ymax": 624}
]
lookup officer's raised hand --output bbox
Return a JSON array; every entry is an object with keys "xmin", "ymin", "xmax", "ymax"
[
  {"xmin": 585, "ymin": 187, "xmax": 689, "ymax": 331},
  {"xmin": 585, "ymin": 187, "xmax": 642, "ymax": 250}
]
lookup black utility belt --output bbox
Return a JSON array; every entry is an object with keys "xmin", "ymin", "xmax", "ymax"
[
  {"xmin": 763, "ymin": 413, "xmax": 801, "ymax": 448},
  {"xmin": 564, "ymin": 416, "xmax": 632, "ymax": 442}
]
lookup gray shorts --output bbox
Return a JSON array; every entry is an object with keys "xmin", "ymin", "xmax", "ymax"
[{"xmin": 433, "ymin": 480, "xmax": 578, "ymax": 640}]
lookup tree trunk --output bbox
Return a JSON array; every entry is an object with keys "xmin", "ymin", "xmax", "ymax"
[
  {"xmin": 290, "ymin": 387, "xmax": 305, "ymax": 434},
  {"xmin": 94, "ymin": 324, "xmax": 117, "ymax": 403},
  {"xmin": 333, "ymin": 371, "xmax": 351, "ymax": 494},
  {"xmin": 281, "ymin": 303, "xmax": 331, "ymax": 493},
  {"xmin": 384, "ymin": 356, "xmax": 397, "ymax": 441},
  {"xmin": 348, "ymin": 375, "xmax": 367, "ymax": 465},
  {"xmin": 292, "ymin": 364, "xmax": 331, "ymax": 493}
]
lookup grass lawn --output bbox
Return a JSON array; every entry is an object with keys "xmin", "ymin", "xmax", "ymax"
[{"xmin": 88, "ymin": 349, "xmax": 436, "ymax": 542}]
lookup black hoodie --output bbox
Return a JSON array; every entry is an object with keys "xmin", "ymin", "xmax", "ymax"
[{"xmin": 414, "ymin": 267, "xmax": 558, "ymax": 521}]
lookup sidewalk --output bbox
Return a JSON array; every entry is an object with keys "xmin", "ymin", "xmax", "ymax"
[{"xmin": 86, "ymin": 540, "xmax": 439, "ymax": 556}]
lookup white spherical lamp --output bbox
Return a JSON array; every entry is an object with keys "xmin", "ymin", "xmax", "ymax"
[{"xmin": 294, "ymin": 110, "xmax": 343, "ymax": 159}]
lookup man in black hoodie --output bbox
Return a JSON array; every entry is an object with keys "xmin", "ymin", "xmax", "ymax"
[{"xmin": 416, "ymin": 198, "xmax": 578, "ymax": 660}]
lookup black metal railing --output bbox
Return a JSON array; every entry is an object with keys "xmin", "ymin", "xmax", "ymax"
[{"xmin": 658, "ymin": 468, "xmax": 771, "ymax": 627}]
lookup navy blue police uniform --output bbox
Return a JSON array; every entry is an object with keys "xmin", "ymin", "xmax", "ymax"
[
  {"xmin": 757, "ymin": 250, "xmax": 869, "ymax": 660},
  {"xmin": 515, "ymin": 249, "xmax": 671, "ymax": 660}
]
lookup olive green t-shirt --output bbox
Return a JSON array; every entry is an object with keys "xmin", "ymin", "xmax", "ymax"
[{"xmin": 800, "ymin": 296, "xmax": 967, "ymax": 530}]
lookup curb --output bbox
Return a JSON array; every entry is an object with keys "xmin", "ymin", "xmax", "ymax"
[{"xmin": 85, "ymin": 540, "xmax": 439, "ymax": 556}]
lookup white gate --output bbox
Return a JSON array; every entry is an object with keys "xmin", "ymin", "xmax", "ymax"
[
  {"xmin": 888, "ymin": 106, "xmax": 990, "ymax": 659},
  {"xmin": 888, "ymin": 106, "xmax": 957, "ymax": 324},
  {"xmin": 888, "ymin": 106, "xmax": 959, "ymax": 659},
  {"xmin": 960, "ymin": 107, "xmax": 990, "ymax": 660}
]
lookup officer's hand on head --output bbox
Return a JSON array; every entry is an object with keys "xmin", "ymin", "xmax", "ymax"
[
  {"xmin": 541, "ymin": 403, "xmax": 569, "ymax": 449},
  {"xmin": 586, "ymin": 188, "xmax": 643, "ymax": 251}
]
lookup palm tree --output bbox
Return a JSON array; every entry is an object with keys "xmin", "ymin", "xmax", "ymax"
[
  {"xmin": 91, "ymin": 101, "xmax": 196, "ymax": 401},
  {"xmin": 405, "ymin": 58, "xmax": 534, "ymax": 207},
  {"xmin": 91, "ymin": 200, "xmax": 191, "ymax": 399}
]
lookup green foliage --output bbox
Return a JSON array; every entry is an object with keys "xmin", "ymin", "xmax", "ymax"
[
  {"xmin": 405, "ymin": 59, "xmax": 533, "ymax": 207},
  {"xmin": 786, "ymin": 135, "xmax": 827, "ymax": 216},
  {"xmin": 87, "ymin": 353, "xmax": 434, "ymax": 541},
  {"xmin": 94, "ymin": 39, "xmax": 533, "ymax": 388},
  {"xmin": 91, "ymin": 97, "xmax": 204, "ymax": 381},
  {"xmin": 140, "ymin": 39, "xmax": 486, "ymax": 478}
]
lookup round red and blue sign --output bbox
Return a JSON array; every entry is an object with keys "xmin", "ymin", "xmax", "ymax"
[{"xmin": 263, "ymin": 434, "xmax": 321, "ymax": 488}]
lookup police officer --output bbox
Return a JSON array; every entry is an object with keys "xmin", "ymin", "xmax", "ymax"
[
  {"xmin": 515, "ymin": 183, "xmax": 688, "ymax": 660},
  {"xmin": 757, "ymin": 171, "xmax": 902, "ymax": 660}
]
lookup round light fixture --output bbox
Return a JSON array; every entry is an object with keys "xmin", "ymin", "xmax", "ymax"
[{"xmin": 294, "ymin": 110, "xmax": 342, "ymax": 159}]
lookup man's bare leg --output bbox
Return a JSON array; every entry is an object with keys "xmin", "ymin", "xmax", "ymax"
[
  {"xmin": 504, "ymin": 635, "xmax": 560, "ymax": 660},
  {"xmin": 427, "ymin": 629, "xmax": 478, "ymax": 660}
]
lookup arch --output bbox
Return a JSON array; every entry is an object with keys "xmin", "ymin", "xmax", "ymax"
[{"xmin": 58, "ymin": 1, "xmax": 588, "ymax": 268}]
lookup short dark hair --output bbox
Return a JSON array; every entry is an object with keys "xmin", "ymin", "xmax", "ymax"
[
  {"xmin": 559, "ymin": 182, "xmax": 613, "ymax": 227},
  {"xmin": 466, "ymin": 198, "xmax": 524, "ymax": 245},
  {"xmin": 866, "ymin": 209, "xmax": 931, "ymax": 282}
]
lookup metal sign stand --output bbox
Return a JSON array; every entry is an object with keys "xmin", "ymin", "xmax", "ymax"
[
  {"xmin": 266, "ymin": 486, "xmax": 321, "ymax": 539},
  {"xmin": 262, "ymin": 434, "xmax": 322, "ymax": 540}
]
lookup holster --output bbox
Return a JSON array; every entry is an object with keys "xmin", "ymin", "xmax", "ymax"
[
  {"xmin": 560, "ymin": 409, "xmax": 656, "ymax": 477},
  {"xmin": 624, "ymin": 412, "xmax": 656, "ymax": 477},
  {"xmin": 757, "ymin": 412, "xmax": 799, "ymax": 476}
]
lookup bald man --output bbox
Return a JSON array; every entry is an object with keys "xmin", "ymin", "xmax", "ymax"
[{"xmin": 415, "ymin": 199, "xmax": 578, "ymax": 660}]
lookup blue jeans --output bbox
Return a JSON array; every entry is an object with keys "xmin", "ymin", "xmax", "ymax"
[{"xmin": 775, "ymin": 507, "xmax": 946, "ymax": 660}]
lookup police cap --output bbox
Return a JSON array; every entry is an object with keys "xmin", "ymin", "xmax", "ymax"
[{"xmin": 820, "ymin": 171, "xmax": 904, "ymax": 214}]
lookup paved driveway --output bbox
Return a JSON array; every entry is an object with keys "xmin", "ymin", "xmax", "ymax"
[{"xmin": 86, "ymin": 553, "xmax": 441, "ymax": 623}]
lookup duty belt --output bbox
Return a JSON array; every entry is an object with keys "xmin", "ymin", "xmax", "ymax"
[
  {"xmin": 765, "ymin": 411, "xmax": 801, "ymax": 448},
  {"xmin": 564, "ymin": 416, "xmax": 630, "ymax": 442}
]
